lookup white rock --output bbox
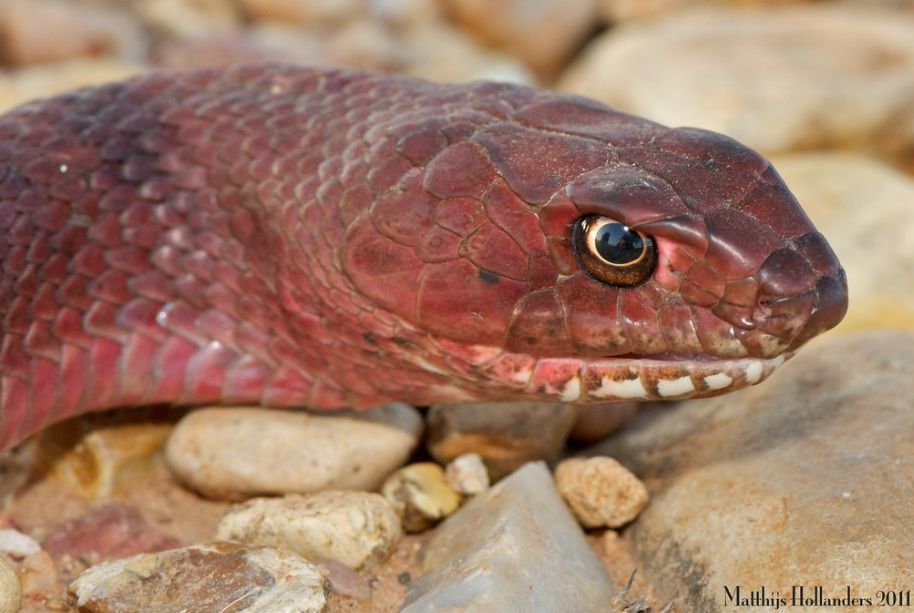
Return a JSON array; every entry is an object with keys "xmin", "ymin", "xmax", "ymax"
[
  {"xmin": 554, "ymin": 456, "xmax": 649, "ymax": 528},
  {"xmin": 215, "ymin": 491, "xmax": 401, "ymax": 570},
  {"xmin": 0, "ymin": 529, "xmax": 41, "ymax": 556},
  {"xmin": 445, "ymin": 453, "xmax": 489, "ymax": 495},
  {"xmin": 402, "ymin": 462, "xmax": 616, "ymax": 611},
  {"xmin": 165, "ymin": 404, "xmax": 422, "ymax": 500}
]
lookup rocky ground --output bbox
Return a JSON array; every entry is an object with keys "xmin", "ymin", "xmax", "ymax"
[{"xmin": 1, "ymin": 0, "xmax": 913, "ymax": 611}]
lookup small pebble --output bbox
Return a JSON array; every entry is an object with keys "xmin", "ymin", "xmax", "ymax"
[
  {"xmin": 554, "ymin": 457, "xmax": 649, "ymax": 528},
  {"xmin": 69, "ymin": 542, "xmax": 328, "ymax": 612},
  {"xmin": 0, "ymin": 556, "xmax": 22, "ymax": 613},
  {"xmin": 444, "ymin": 454, "xmax": 489, "ymax": 495},
  {"xmin": 165, "ymin": 404, "xmax": 422, "ymax": 500},
  {"xmin": 0, "ymin": 528, "xmax": 41, "ymax": 556},
  {"xmin": 381, "ymin": 463, "xmax": 462, "ymax": 533},
  {"xmin": 215, "ymin": 491, "xmax": 401, "ymax": 570}
]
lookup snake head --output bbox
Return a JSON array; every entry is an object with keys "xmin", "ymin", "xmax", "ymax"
[{"xmin": 341, "ymin": 86, "xmax": 846, "ymax": 403}]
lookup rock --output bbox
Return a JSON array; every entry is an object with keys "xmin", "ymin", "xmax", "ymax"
[
  {"xmin": 35, "ymin": 421, "xmax": 172, "ymax": 500},
  {"xmin": 402, "ymin": 22, "xmax": 535, "ymax": 85},
  {"xmin": 568, "ymin": 402, "xmax": 639, "ymax": 443},
  {"xmin": 165, "ymin": 404, "xmax": 422, "ymax": 500},
  {"xmin": 215, "ymin": 491, "xmax": 401, "ymax": 571},
  {"xmin": 238, "ymin": 0, "xmax": 362, "ymax": 26},
  {"xmin": 381, "ymin": 463, "xmax": 462, "ymax": 533},
  {"xmin": 16, "ymin": 550, "xmax": 64, "ymax": 606},
  {"xmin": 135, "ymin": 0, "xmax": 242, "ymax": 37},
  {"xmin": 444, "ymin": 454, "xmax": 489, "ymax": 495},
  {"xmin": 560, "ymin": 5, "xmax": 914, "ymax": 161},
  {"xmin": 0, "ymin": 59, "xmax": 146, "ymax": 114},
  {"xmin": 0, "ymin": 556, "xmax": 21, "ymax": 613},
  {"xmin": 442, "ymin": 0, "xmax": 600, "ymax": 75},
  {"xmin": 770, "ymin": 152, "xmax": 914, "ymax": 331},
  {"xmin": 368, "ymin": 0, "xmax": 443, "ymax": 27},
  {"xmin": 0, "ymin": 528, "xmax": 41, "ymax": 556},
  {"xmin": 588, "ymin": 332, "xmax": 914, "ymax": 610},
  {"xmin": 597, "ymin": 0, "xmax": 814, "ymax": 22},
  {"xmin": 0, "ymin": 0, "xmax": 146, "ymax": 66},
  {"xmin": 554, "ymin": 457, "xmax": 649, "ymax": 528},
  {"xmin": 41, "ymin": 503, "xmax": 181, "ymax": 562},
  {"xmin": 402, "ymin": 462, "xmax": 615, "ymax": 611},
  {"xmin": 69, "ymin": 542, "xmax": 328, "ymax": 612},
  {"xmin": 426, "ymin": 401, "xmax": 577, "ymax": 480}
]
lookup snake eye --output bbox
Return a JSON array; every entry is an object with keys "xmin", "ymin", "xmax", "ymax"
[{"xmin": 572, "ymin": 215, "xmax": 657, "ymax": 287}]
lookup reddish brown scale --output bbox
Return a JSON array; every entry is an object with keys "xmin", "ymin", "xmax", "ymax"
[{"xmin": 0, "ymin": 65, "xmax": 848, "ymax": 450}]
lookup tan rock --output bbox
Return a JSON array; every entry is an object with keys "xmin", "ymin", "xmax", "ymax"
[
  {"xmin": 598, "ymin": 0, "xmax": 812, "ymax": 22},
  {"xmin": 554, "ymin": 457, "xmax": 649, "ymax": 528},
  {"xmin": 442, "ymin": 0, "xmax": 599, "ymax": 75},
  {"xmin": 35, "ymin": 422, "xmax": 172, "ymax": 500},
  {"xmin": 426, "ymin": 401, "xmax": 577, "ymax": 480},
  {"xmin": 381, "ymin": 463, "xmax": 462, "ymax": 533},
  {"xmin": 70, "ymin": 542, "xmax": 328, "ymax": 612},
  {"xmin": 0, "ymin": 556, "xmax": 21, "ymax": 613},
  {"xmin": 771, "ymin": 152, "xmax": 914, "ymax": 331},
  {"xmin": 0, "ymin": 59, "xmax": 146, "ymax": 114},
  {"xmin": 560, "ymin": 5, "xmax": 914, "ymax": 160},
  {"xmin": 368, "ymin": 0, "xmax": 443, "ymax": 27},
  {"xmin": 0, "ymin": 0, "xmax": 146, "ymax": 66},
  {"xmin": 589, "ymin": 332, "xmax": 914, "ymax": 610},
  {"xmin": 444, "ymin": 453, "xmax": 489, "ymax": 495},
  {"xmin": 238, "ymin": 0, "xmax": 362, "ymax": 26},
  {"xmin": 135, "ymin": 0, "xmax": 242, "ymax": 37},
  {"xmin": 165, "ymin": 404, "xmax": 422, "ymax": 500},
  {"xmin": 215, "ymin": 491, "xmax": 401, "ymax": 570}
]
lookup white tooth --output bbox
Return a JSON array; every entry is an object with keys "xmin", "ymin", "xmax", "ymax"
[
  {"xmin": 591, "ymin": 377, "xmax": 649, "ymax": 400},
  {"xmin": 510, "ymin": 368, "xmax": 533, "ymax": 384},
  {"xmin": 657, "ymin": 375, "xmax": 695, "ymax": 397},
  {"xmin": 745, "ymin": 360, "xmax": 764, "ymax": 384},
  {"xmin": 703, "ymin": 372, "xmax": 733, "ymax": 391},
  {"xmin": 560, "ymin": 376, "xmax": 581, "ymax": 402}
]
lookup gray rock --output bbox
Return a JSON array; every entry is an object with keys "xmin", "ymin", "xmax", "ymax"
[
  {"xmin": 165, "ymin": 404, "xmax": 422, "ymax": 500},
  {"xmin": 70, "ymin": 542, "xmax": 328, "ymax": 612},
  {"xmin": 587, "ymin": 332, "xmax": 914, "ymax": 610},
  {"xmin": 402, "ymin": 462, "xmax": 616, "ymax": 612}
]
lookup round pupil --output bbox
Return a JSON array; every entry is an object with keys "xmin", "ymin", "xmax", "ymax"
[{"xmin": 594, "ymin": 223, "xmax": 644, "ymax": 264}]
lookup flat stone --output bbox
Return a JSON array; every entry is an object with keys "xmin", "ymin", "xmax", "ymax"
[
  {"xmin": 426, "ymin": 402, "xmax": 577, "ymax": 480},
  {"xmin": 69, "ymin": 542, "xmax": 328, "ymax": 612},
  {"xmin": 402, "ymin": 462, "xmax": 616, "ymax": 611},
  {"xmin": 588, "ymin": 332, "xmax": 914, "ymax": 610},
  {"xmin": 560, "ymin": 5, "xmax": 914, "ymax": 162},
  {"xmin": 215, "ymin": 491, "xmax": 401, "ymax": 571},
  {"xmin": 381, "ymin": 463, "xmax": 462, "ymax": 533},
  {"xmin": 442, "ymin": 0, "xmax": 599, "ymax": 75},
  {"xmin": 0, "ymin": 556, "xmax": 21, "ymax": 613},
  {"xmin": 165, "ymin": 404, "xmax": 422, "ymax": 500},
  {"xmin": 41, "ymin": 503, "xmax": 181, "ymax": 562},
  {"xmin": 555, "ymin": 457, "xmax": 649, "ymax": 528},
  {"xmin": 770, "ymin": 152, "xmax": 914, "ymax": 331}
]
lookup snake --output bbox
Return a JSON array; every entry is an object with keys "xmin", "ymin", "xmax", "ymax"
[{"xmin": 0, "ymin": 64, "xmax": 848, "ymax": 450}]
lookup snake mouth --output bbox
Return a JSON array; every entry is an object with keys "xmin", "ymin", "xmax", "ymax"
[{"xmin": 480, "ymin": 351, "xmax": 791, "ymax": 403}]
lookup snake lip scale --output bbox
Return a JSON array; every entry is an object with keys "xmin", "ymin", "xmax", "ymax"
[{"xmin": 0, "ymin": 64, "xmax": 848, "ymax": 450}]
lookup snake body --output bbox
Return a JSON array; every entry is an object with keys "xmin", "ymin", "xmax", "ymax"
[{"xmin": 0, "ymin": 65, "xmax": 847, "ymax": 449}]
